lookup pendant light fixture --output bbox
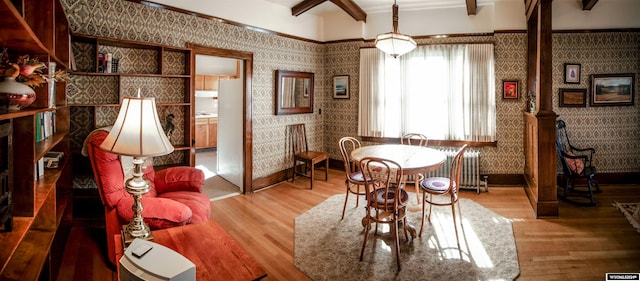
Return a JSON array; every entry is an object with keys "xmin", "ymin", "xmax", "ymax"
[{"xmin": 375, "ymin": 0, "xmax": 416, "ymax": 58}]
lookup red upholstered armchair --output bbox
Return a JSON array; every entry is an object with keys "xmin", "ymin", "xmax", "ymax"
[{"xmin": 85, "ymin": 130, "xmax": 211, "ymax": 266}]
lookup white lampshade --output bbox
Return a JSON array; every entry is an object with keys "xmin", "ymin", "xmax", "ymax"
[
  {"xmin": 100, "ymin": 96, "xmax": 174, "ymax": 157},
  {"xmin": 375, "ymin": 1, "xmax": 416, "ymax": 58},
  {"xmin": 375, "ymin": 32, "xmax": 417, "ymax": 58}
]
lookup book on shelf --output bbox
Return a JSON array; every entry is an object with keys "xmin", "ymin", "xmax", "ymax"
[
  {"xmin": 35, "ymin": 157, "xmax": 45, "ymax": 179},
  {"xmin": 35, "ymin": 111, "xmax": 56, "ymax": 143},
  {"xmin": 98, "ymin": 53, "xmax": 105, "ymax": 73},
  {"xmin": 111, "ymin": 57, "xmax": 119, "ymax": 73},
  {"xmin": 106, "ymin": 53, "xmax": 113, "ymax": 73}
]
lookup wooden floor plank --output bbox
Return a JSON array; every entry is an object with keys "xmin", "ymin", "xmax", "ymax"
[{"xmin": 58, "ymin": 170, "xmax": 640, "ymax": 281}]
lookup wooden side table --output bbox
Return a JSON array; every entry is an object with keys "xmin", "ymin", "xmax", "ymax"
[{"xmin": 115, "ymin": 221, "xmax": 266, "ymax": 281}]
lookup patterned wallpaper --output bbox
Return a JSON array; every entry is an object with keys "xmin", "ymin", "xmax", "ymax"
[{"xmin": 61, "ymin": 0, "xmax": 639, "ymax": 187}]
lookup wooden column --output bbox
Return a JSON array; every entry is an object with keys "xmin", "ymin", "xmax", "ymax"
[{"xmin": 523, "ymin": 0, "xmax": 559, "ymax": 217}]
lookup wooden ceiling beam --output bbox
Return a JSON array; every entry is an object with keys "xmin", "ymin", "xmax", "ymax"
[
  {"xmin": 524, "ymin": 0, "xmax": 539, "ymax": 21},
  {"xmin": 582, "ymin": 0, "xmax": 599, "ymax": 10},
  {"xmin": 466, "ymin": 0, "xmax": 477, "ymax": 15},
  {"xmin": 330, "ymin": 0, "xmax": 367, "ymax": 22},
  {"xmin": 292, "ymin": 0, "xmax": 327, "ymax": 17},
  {"xmin": 292, "ymin": 0, "xmax": 366, "ymax": 22}
]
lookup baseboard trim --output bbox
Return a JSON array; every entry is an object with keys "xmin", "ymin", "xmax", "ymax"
[{"xmin": 253, "ymin": 160, "xmax": 640, "ymax": 191}]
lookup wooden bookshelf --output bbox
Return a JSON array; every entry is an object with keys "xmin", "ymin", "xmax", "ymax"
[
  {"xmin": 69, "ymin": 33, "xmax": 194, "ymax": 167},
  {"xmin": 0, "ymin": 0, "xmax": 72, "ymax": 280}
]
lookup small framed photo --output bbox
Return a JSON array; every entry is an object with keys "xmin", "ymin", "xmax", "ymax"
[
  {"xmin": 502, "ymin": 80, "xmax": 519, "ymax": 99},
  {"xmin": 333, "ymin": 75, "xmax": 349, "ymax": 99},
  {"xmin": 590, "ymin": 73, "xmax": 635, "ymax": 107},
  {"xmin": 564, "ymin": 63, "xmax": 581, "ymax": 84},
  {"xmin": 559, "ymin": 88, "xmax": 587, "ymax": 107}
]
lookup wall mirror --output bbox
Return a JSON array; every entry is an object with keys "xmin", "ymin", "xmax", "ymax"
[{"xmin": 275, "ymin": 70, "xmax": 314, "ymax": 115}]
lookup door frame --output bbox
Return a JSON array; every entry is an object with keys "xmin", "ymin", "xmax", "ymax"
[{"xmin": 188, "ymin": 43, "xmax": 254, "ymax": 193}]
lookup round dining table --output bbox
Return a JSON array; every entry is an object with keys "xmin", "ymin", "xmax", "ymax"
[{"xmin": 351, "ymin": 144, "xmax": 447, "ymax": 205}]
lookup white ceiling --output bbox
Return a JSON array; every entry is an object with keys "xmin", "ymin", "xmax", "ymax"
[
  {"xmin": 148, "ymin": 0, "xmax": 640, "ymax": 41},
  {"xmin": 263, "ymin": 0, "xmax": 501, "ymax": 15}
]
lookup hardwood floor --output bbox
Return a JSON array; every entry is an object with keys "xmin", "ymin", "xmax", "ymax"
[{"xmin": 58, "ymin": 169, "xmax": 640, "ymax": 281}]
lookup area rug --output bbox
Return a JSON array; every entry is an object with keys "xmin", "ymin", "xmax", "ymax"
[
  {"xmin": 613, "ymin": 202, "xmax": 640, "ymax": 233},
  {"xmin": 294, "ymin": 194, "xmax": 520, "ymax": 281}
]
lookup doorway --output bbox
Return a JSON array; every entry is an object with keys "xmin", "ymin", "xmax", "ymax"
[{"xmin": 189, "ymin": 44, "xmax": 253, "ymax": 195}]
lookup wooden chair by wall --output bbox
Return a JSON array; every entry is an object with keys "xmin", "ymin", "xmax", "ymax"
[
  {"xmin": 419, "ymin": 144, "xmax": 468, "ymax": 250},
  {"xmin": 289, "ymin": 123, "xmax": 328, "ymax": 189},
  {"xmin": 556, "ymin": 119, "xmax": 600, "ymax": 206},
  {"xmin": 338, "ymin": 136, "xmax": 367, "ymax": 220},
  {"xmin": 401, "ymin": 132, "xmax": 429, "ymax": 203}
]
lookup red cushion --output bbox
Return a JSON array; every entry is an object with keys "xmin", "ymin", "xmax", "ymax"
[
  {"xmin": 564, "ymin": 151, "xmax": 584, "ymax": 174},
  {"xmin": 158, "ymin": 191, "xmax": 211, "ymax": 224},
  {"xmin": 155, "ymin": 167, "xmax": 204, "ymax": 193}
]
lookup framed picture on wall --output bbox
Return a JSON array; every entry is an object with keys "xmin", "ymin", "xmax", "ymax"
[
  {"xmin": 564, "ymin": 63, "xmax": 581, "ymax": 84},
  {"xmin": 333, "ymin": 75, "xmax": 349, "ymax": 99},
  {"xmin": 502, "ymin": 80, "xmax": 518, "ymax": 99},
  {"xmin": 559, "ymin": 88, "xmax": 587, "ymax": 107},
  {"xmin": 590, "ymin": 73, "xmax": 635, "ymax": 106}
]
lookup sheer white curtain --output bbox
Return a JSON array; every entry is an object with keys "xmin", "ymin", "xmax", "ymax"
[{"xmin": 358, "ymin": 44, "xmax": 495, "ymax": 141}]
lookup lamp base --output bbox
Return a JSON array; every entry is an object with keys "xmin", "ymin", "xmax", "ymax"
[{"xmin": 122, "ymin": 224, "xmax": 154, "ymax": 247}]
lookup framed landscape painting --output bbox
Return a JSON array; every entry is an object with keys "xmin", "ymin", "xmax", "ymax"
[
  {"xmin": 590, "ymin": 73, "xmax": 635, "ymax": 106},
  {"xmin": 559, "ymin": 88, "xmax": 586, "ymax": 107},
  {"xmin": 333, "ymin": 75, "xmax": 349, "ymax": 99}
]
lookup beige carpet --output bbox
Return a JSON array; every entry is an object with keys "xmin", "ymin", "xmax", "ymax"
[
  {"xmin": 613, "ymin": 202, "xmax": 640, "ymax": 233},
  {"xmin": 294, "ymin": 194, "xmax": 520, "ymax": 281},
  {"xmin": 202, "ymin": 175, "xmax": 240, "ymax": 201}
]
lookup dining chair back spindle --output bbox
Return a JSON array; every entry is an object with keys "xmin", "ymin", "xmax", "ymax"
[
  {"xmin": 288, "ymin": 123, "xmax": 328, "ymax": 189},
  {"xmin": 400, "ymin": 133, "xmax": 428, "ymax": 146},
  {"xmin": 400, "ymin": 132, "xmax": 429, "ymax": 203}
]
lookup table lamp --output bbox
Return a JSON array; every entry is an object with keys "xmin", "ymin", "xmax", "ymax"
[{"xmin": 99, "ymin": 90, "xmax": 174, "ymax": 245}]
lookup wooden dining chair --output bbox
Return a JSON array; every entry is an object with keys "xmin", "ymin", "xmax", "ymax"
[
  {"xmin": 419, "ymin": 144, "xmax": 468, "ymax": 250},
  {"xmin": 360, "ymin": 157, "xmax": 413, "ymax": 271},
  {"xmin": 401, "ymin": 133, "xmax": 428, "ymax": 146},
  {"xmin": 338, "ymin": 137, "xmax": 368, "ymax": 220},
  {"xmin": 401, "ymin": 132, "xmax": 429, "ymax": 204},
  {"xmin": 289, "ymin": 123, "xmax": 328, "ymax": 189}
]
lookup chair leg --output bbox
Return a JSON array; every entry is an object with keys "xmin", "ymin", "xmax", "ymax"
[
  {"xmin": 414, "ymin": 173, "xmax": 421, "ymax": 204},
  {"xmin": 451, "ymin": 201, "xmax": 461, "ymax": 249},
  {"xmin": 587, "ymin": 178, "xmax": 595, "ymax": 206},
  {"xmin": 324, "ymin": 159, "xmax": 328, "ymax": 180},
  {"xmin": 309, "ymin": 162, "xmax": 314, "ymax": 189},
  {"xmin": 419, "ymin": 191, "xmax": 427, "ymax": 237},
  {"xmin": 359, "ymin": 213, "xmax": 371, "ymax": 261},
  {"xmin": 427, "ymin": 193, "xmax": 433, "ymax": 222},
  {"xmin": 291, "ymin": 161, "xmax": 296, "ymax": 183},
  {"xmin": 393, "ymin": 216, "xmax": 402, "ymax": 271},
  {"xmin": 341, "ymin": 181, "xmax": 350, "ymax": 220}
]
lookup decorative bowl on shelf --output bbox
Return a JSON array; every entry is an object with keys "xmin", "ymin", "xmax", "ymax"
[{"xmin": 0, "ymin": 77, "xmax": 36, "ymax": 111}]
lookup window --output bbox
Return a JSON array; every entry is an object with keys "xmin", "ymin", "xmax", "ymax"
[{"xmin": 358, "ymin": 44, "xmax": 496, "ymax": 142}]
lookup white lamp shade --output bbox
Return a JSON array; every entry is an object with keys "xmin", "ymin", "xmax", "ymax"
[
  {"xmin": 375, "ymin": 32, "xmax": 417, "ymax": 58},
  {"xmin": 100, "ymin": 97, "xmax": 174, "ymax": 157}
]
